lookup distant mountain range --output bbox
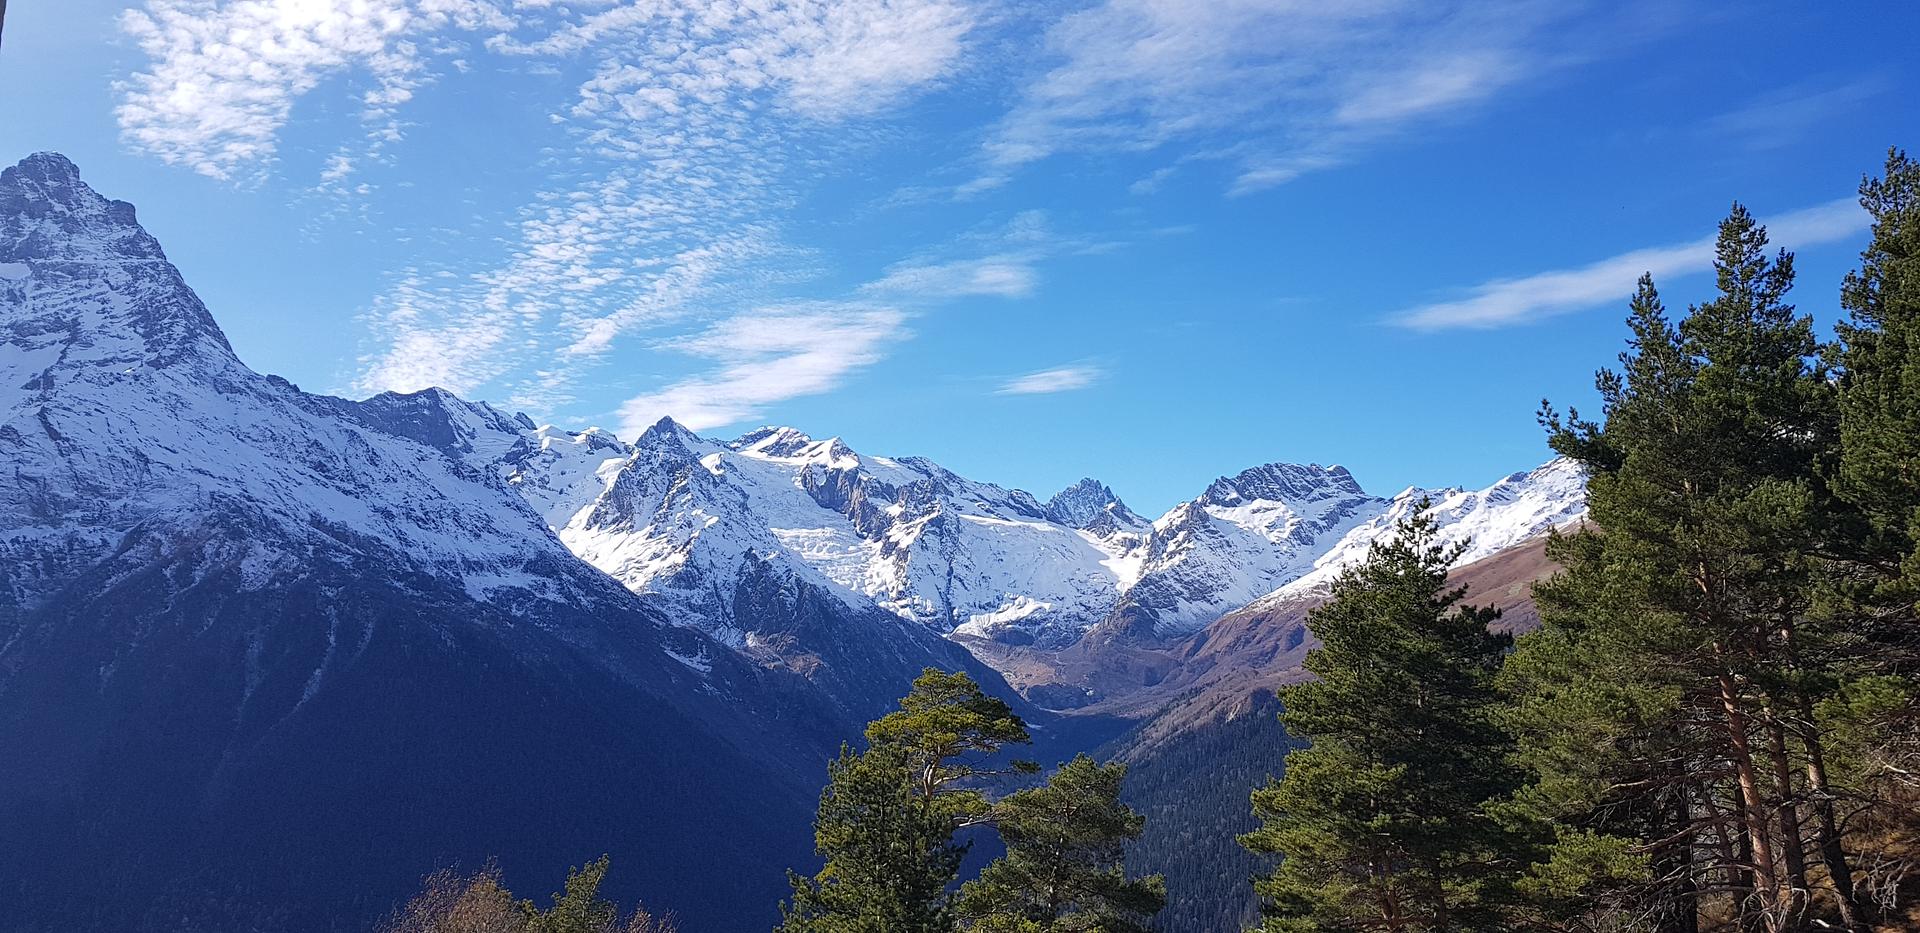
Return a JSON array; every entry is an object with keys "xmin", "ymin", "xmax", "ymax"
[
  {"xmin": 359, "ymin": 380, "xmax": 1582, "ymax": 665},
  {"xmin": 405, "ymin": 388, "xmax": 1582, "ymax": 706},
  {"xmin": 0, "ymin": 152, "xmax": 1585, "ymax": 932}
]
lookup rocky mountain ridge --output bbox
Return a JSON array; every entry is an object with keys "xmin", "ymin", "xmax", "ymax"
[{"xmin": 457, "ymin": 412, "xmax": 1585, "ymax": 670}]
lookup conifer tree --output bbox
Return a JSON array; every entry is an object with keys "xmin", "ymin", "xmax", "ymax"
[
  {"xmin": 527, "ymin": 857, "xmax": 620, "ymax": 933},
  {"xmin": 1834, "ymin": 148, "xmax": 1920, "ymax": 620},
  {"xmin": 1240, "ymin": 505, "xmax": 1518, "ymax": 932},
  {"xmin": 781, "ymin": 743, "xmax": 970, "ymax": 933},
  {"xmin": 1503, "ymin": 276, "xmax": 1716, "ymax": 932},
  {"xmin": 782, "ymin": 669, "xmax": 1035, "ymax": 933},
  {"xmin": 1823, "ymin": 147, "xmax": 1920, "ymax": 925},
  {"xmin": 1518, "ymin": 205, "xmax": 1861, "ymax": 932},
  {"xmin": 957, "ymin": 754, "xmax": 1166, "ymax": 932}
]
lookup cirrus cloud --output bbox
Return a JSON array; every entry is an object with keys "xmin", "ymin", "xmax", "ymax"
[
  {"xmin": 334, "ymin": 0, "xmax": 984, "ymax": 414},
  {"xmin": 617, "ymin": 304, "xmax": 907, "ymax": 433},
  {"xmin": 1390, "ymin": 197, "xmax": 1869, "ymax": 330},
  {"xmin": 970, "ymin": 0, "xmax": 1625, "ymax": 196},
  {"xmin": 116, "ymin": 0, "xmax": 510, "ymax": 181},
  {"xmin": 998, "ymin": 364, "xmax": 1102, "ymax": 395}
]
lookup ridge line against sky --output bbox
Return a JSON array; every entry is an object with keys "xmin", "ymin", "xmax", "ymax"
[{"xmin": 4, "ymin": 0, "xmax": 1916, "ymax": 512}]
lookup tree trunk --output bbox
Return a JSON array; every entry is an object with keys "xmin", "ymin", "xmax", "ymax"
[
  {"xmin": 1764, "ymin": 715, "xmax": 1809, "ymax": 931},
  {"xmin": 1669, "ymin": 789, "xmax": 1702, "ymax": 933},
  {"xmin": 1701, "ymin": 786, "xmax": 1753, "ymax": 911},
  {"xmin": 1718, "ymin": 671, "xmax": 1784, "ymax": 931},
  {"xmin": 1733, "ymin": 815, "xmax": 1767, "ymax": 933},
  {"xmin": 1802, "ymin": 727, "xmax": 1866, "ymax": 932}
]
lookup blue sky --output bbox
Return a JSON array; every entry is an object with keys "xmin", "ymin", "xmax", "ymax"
[{"xmin": 3, "ymin": 1, "xmax": 1915, "ymax": 514}]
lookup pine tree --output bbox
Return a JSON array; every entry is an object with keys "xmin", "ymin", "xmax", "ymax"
[
  {"xmin": 782, "ymin": 669, "xmax": 1035, "ymax": 933},
  {"xmin": 956, "ymin": 754, "xmax": 1166, "ymax": 932},
  {"xmin": 1503, "ymin": 276, "xmax": 1713, "ymax": 932},
  {"xmin": 1834, "ymin": 148, "xmax": 1920, "ymax": 618},
  {"xmin": 1517, "ymin": 205, "xmax": 1860, "ymax": 932},
  {"xmin": 1823, "ymin": 147, "xmax": 1920, "ymax": 927},
  {"xmin": 1240, "ymin": 504, "xmax": 1518, "ymax": 933},
  {"xmin": 781, "ymin": 743, "xmax": 972, "ymax": 933},
  {"xmin": 526, "ymin": 857, "xmax": 619, "ymax": 933}
]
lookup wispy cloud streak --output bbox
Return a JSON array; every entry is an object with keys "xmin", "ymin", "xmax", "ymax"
[
  {"xmin": 998, "ymin": 364, "xmax": 1102, "ymax": 395},
  {"xmin": 1391, "ymin": 198, "xmax": 1868, "ymax": 330},
  {"xmin": 618, "ymin": 305, "xmax": 907, "ymax": 432},
  {"xmin": 972, "ymin": 0, "xmax": 1598, "ymax": 195},
  {"xmin": 118, "ymin": 0, "xmax": 980, "ymax": 416},
  {"xmin": 343, "ymin": 0, "xmax": 979, "ymax": 413}
]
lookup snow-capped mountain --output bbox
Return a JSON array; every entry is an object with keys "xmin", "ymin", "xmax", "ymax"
[
  {"xmin": 1044, "ymin": 477, "xmax": 1151, "ymax": 535},
  {"xmin": 0, "ymin": 152, "xmax": 626, "ymax": 620},
  {"xmin": 0, "ymin": 149, "xmax": 1587, "ymax": 931},
  {"xmin": 473, "ymin": 419, "xmax": 1133, "ymax": 648},
  {"xmin": 470, "ymin": 411, "xmax": 1584, "ymax": 649},
  {"xmin": 1097, "ymin": 463, "xmax": 1391, "ymax": 640},
  {"xmin": 336, "ymin": 387, "xmax": 1015, "ymax": 721},
  {"xmin": 1267, "ymin": 457, "xmax": 1588, "ymax": 603},
  {"xmin": 0, "ymin": 151, "xmax": 897, "ymax": 932}
]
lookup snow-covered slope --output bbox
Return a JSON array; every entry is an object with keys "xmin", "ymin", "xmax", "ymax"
[
  {"xmin": 0, "ymin": 151, "xmax": 899, "ymax": 932},
  {"xmin": 1260, "ymin": 457, "xmax": 1586, "ymax": 604},
  {"xmin": 0, "ymin": 153, "xmax": 618, "ymax": 620},
  {"xmin": 481, "ymin": 421, "xmax": 1134, "ymax": 648},
  {"xmin": 1101, "ymin": 463, "xmax": 1390, "ymax": 639},
  {"xmin": 481, "ymin": 407, "xmax": 1584, "ymax": 647}
]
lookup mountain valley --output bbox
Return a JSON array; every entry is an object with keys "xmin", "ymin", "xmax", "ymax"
[{"xmin": 0, "ymin": 152, "xmax": 1583, "ymax": 932}]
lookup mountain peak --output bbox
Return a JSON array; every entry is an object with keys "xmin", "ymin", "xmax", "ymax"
[
  {"xmin": 732, "ymin": 426, "xmax": 862, "ymax": 469},
  {"xmin": 1044, "ymin": 477, "xmax": 1145, "ymax": 530},
  {"xmin": 635, "ymin": 415, "xmax": 705, "ymax": 451},
  {"xmin": 349, "ymin": 387, "xmax": 533, "ymax": 462},
  {"xmin": 732, "ymin": 425, "xmax": 815, "ymax": 457},
  {"xmin": 1, "ymin": 152, "xmax": 233, "ymax": 369},
  {"xmin": 1203, "ymin": 462, "xmax": 1365, "ymax": 507},
  {"xmin": 17, "ymin": 151, "xmax": 82, "ymax": 181},
  {"xmin": 1, "ymin": 152, "xmax": 165, "ymax": 263}
]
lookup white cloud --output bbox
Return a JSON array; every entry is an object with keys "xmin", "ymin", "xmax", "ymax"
[
  {"xmin": 998, "ymin": 364, "xmax": 1101, "ymax": 395},
  {"xmin": 117, "ymin": 0, "xmax": 979, "ymax": 409},
  {"xmin": 858, "ymin": 208, "xmax": 1121, "ymax": 303},
  {"xmin": 1390, "ymin": 198, "xmax": 1869, "ymax": 330},
  {"xmin": 343, "ymin": 0, "xmax": 980, "ymax": 409},
  {"xmin": 973, "ymin": 0, "xmax": 1599, "ymax": 195},
  {"xmin": 617, "ymin": 305, "xmax": 907, "ymax": 433},
  {"xmin": 1704, "ymin": 77, "xmax": 1886, "ymax": 152},
  {"xmin": 866, "ymin": 256, "xmax": 1039, "ymax": 299},
  {"xmin": 1333, "ymin": 51, "xmax": 1515, "ymax": 126},
  {"xmin": 603, "ymin": 206, "xmax": 1127, "ymax": 431},
  {"xmin": 487, "ymin": 0, "xmax": 974, "ymax": 122},
  {"xmin": 116, "ymin": 0, "xmax": 509, "ymax": 181},
  {"xmin": 354, "ymin": 270, "xmax": 517, "ymax": 396}
]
